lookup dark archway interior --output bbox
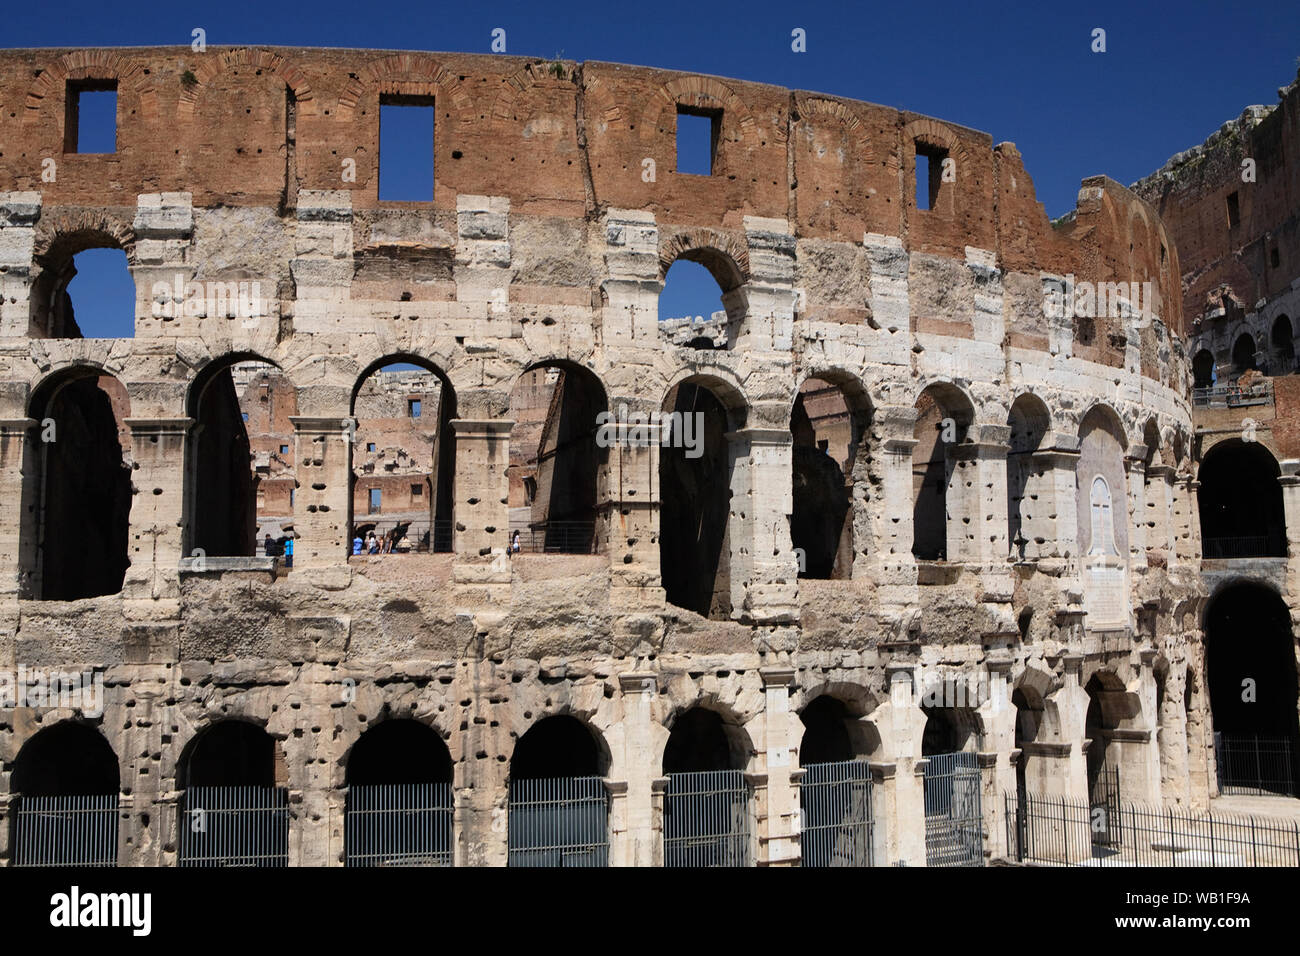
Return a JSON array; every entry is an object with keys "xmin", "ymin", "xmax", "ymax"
[
  {"xmin": 660, "ymin": 383, "xmax": 731, "ymax": 617},
  {"xmin": 1232, "ymin": 334, "xmax": 1257, "ymax": 375},
  {"xmin": 1197, "ymin": 440, "xmax": 1286, "ymax": 558},
  {"xmin": 181, "ymin": 721, "xmax": 278, "ymax": 789},
  {"xmin": 510, "ymin": 715, "xmax": 603, "ymax": 780},
  {"xmin": 11, "ymin": 723, "xmax": 119, "ymax": 796},
  {"xmin": 790, "ymin": 388, "xmax": 853, "ymax": 580},
  {"xmin": 912, "ymin": 388, "xmax": 971, "ymax": 561},
  {"xmin": 799, "ymin": 696, "xmax": 854, "ymax": 764},
  {"xmin": 1192, "ymin": 350, "xmax": 1216, "ymax": 389},
  {"xmin": 1272, "ymin": 316, "xmax": 1294, "ymax": 371},
  {"xmin": 921, "ymin": 707, "xmax": 965, "ymax": 755},
  {"xmin": 36, "ymin": 375, "xmax": 132, "ymax": 600},
  {"xmin": 192, "ymin": 365, "xmax": 258, "ymax": 557},
  {"xmin": 1206, "ymin": 584, "xmax": 1299, "ymax": 739},
  {"xmin": 346, "ymin": 719, "xmax": 453, "ymax": 786},
  {"xmin": 663, "ymin": 708, "xmax": 741, "ymax": 774}
]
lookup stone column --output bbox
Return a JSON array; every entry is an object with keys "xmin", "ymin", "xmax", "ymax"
[
  {"xmin": 869, "ymin": 663, "xmax": 927, "ymax": 866},
  {"xmin": 450, "ymin": 420, "xmax": 513, "ymax": 628},
  {"xmin": 122, "ymin": 418, "xmax": 191, "ymax": 614},
  {"xmin": 290, "ymin": 190, "xmax": 354, "ymax": 335},
  {"xmin": 1125, "ymin": 444, "xmax": 1148, "ymax": 570},
  {"xmin": 616, "ymin": 671, "xmax": 660, "ymax": 866},
  {"xmin": 602, "ymin": 420, "xmax": 664, "ymax": 595},
  {"xmin": 1145, "ymin": 464, "xmax": 1177, "ymax": 562},
  {"xmin": 0, "ymin": 419, "xmax": 37, "ymax": 602},
  {"xmin": 969, "ymin": 425, "xmax": 1012, "ymax": 568},
  {"xmin": 725, "ymin": 426, "xmax": 798, "ymax": 627},
  {"xmin": 1279, "ymin": 462, "xmax": 1300, "ymax": 596},
  {"xmin": 601, "ymin": 209, "xmax": 661, "ymax": 346},
  {"xmin": 1031, "ymin": 435, "xmax": 1081, "ymax": 560},
  {"xmin": 290, "ymin": 416, "xmax": 353, "ymax": 568},
  {"xmin": 735, "ymin": 217, "xmax": 796, "ymax": 354},
  {"xmin": 757, "ymin": 667, "xmax": 799, "ymax": 865},
  {"xmin": 455, "ymin": 195, "xmax": 515, "ymax": 341},
  {"xmin": 978, "ymin": 652, "xmax": 1017, "ymax": 860},
  {"xmin": 0, "ymin": 192, "xmax": 40, "ymax": 336},
  {"xmin": 870, "ymin": 406, "xmax": 920, "ymax": 614},
  {"xmin": 1172, "ymin": 475, "xmax": 1198, "ymax": 564}
]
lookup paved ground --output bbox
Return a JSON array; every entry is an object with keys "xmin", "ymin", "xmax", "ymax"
[{"xmin": 1210, "ymin": 794, "xmax": 1300, "ymax": 821}]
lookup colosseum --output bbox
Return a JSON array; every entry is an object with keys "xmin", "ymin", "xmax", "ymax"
[{"xmin": 0, "ymin": 44, "xmax": 1296, "ymax": 869}]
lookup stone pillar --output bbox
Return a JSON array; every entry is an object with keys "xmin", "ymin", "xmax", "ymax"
[
  {"xmin": 757, "ymin": 667, "xmax": 799, "ymax": 865},
  {"xmin": 455, "ymin": 195, "xmax": 515, "ymax": 341},
  {"xmin": 601, "ymin": 209, "xmax": 661, "ymax": 345},
  {"xmin": 735, "ymin": 217, "xmax": 796, "ymax": 354},
  {"xmin": 1032, "ymin": 435, "xmax": 1081, "ymax": 560},
  {"xmin": 0, "ymin": 419, "xmax": 36, "ymax": 601},
  {"xmin": 869, "ymin": 663, "xmax": 927, "ymax": 866},
  {"xmin": 450, "ymin": 420, "xmax": 512, "ymax": 558},
  {"xmin": 978, "ymin": 653, "xmax": 1017, "ymax": 860},
  {"xmin": 122, "ymin": 417, "xmax": 190, "ymax": 613},
  {"xmin": 290, "ymin": 190, "xmax": 354, "ymax": 334},
  {"xmin": 1145, "ymin": 464, "xmax": 1177, "ymax": 562},
  {"xmin": 971, "ymin": 424, "xmax": 1012, "ymax": 568},
  {"xmin": 616, "ymin": 671, "xmax": 660, "ymax": 866},
  {"xmin": 1125, "ymin": 444, "xmax": 1148, "ymax": 569},
  {"xmin": 870, "ymin": 405, "xmax": 920, "ymax": 605},
  {"xmin": 603, "ymin": 421, "xmax": 664, "ymax": 595},
  {"xmin": 133, "ymin": 192, "xmax": 199, "ymax": 338},
  {"xmin": 291, "ymin": 416, "xmax": 352, "ymax": 568},
  {"xmin": 0, "ymin": 192, "xmax": 40, "ymax": 336},
  {"xmin": 1279, "ymin": 462, "xmax": 1300, "ymax": 596},
  {"xmin": 725, "ymin": 427, "xmax": 798, "ymax": 627},
  {"xmin": 1173, "ymin": 475, "xmax": 1199, "ymax": 565}
]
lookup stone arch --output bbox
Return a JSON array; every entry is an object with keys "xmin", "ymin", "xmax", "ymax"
[
  {"xmin": 489, "ymin": 59, "xmax": 580, "ymax": 127},
  {"xmin": 30, "ymin": 213, "xmax": 139, "ymax": 339},
  {"xmin": 343, "ymin": 716, "xmax": 455, "ymax": 786},
  {"xmin": 797, "ymin": 692, "xmax": 881, "ymax": 764},
  {"xmin": 333, "ymin": 703, "xmax": 459, "ymax": 791},
  {"xmin": 640, "ymin": 74, "xmax": 767, "ymax": 150},
  {"xmin": 23, "ymin": 50, "xmax": 160, "ymax": 126},
  {"xmin": 658, "ymin": 230, "xmax": 750, "ymax": 292},
  {"xmin": 10, "ymin": 719, "xmax": 121, "ymax": 795},
  {"xmin": 177, "ymin": 48, "xmax": 314, "ymax": 119},
  {"xmin": 358, "ymin": 54, "xmax": 473, "ymax": 112},
  {"xmin": 176, "ymin": 717, "xmax": 287, "ymax": 790},
  {"xmin": 659, "ymin": 700, "xmax": 756, "ymax": 775},
  {"xmin": 1196, "ymin": 438, "xmax": 1286, "ymax": 559},
  {"xmin": 508, "ymin": 713, "xmax": 613, "ymax": 780},
  {"xmin": 792, "ymin": 95, "xmax": 876, "ymax": 163}
]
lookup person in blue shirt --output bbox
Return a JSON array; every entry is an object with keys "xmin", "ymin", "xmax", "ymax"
[
  {"xmin": 352, "ymin": 536, "xmax": 363, "ymax": 555},
  {"xmin": 283, "ymin": 535, "xmax": 294, "ymax": 568}
]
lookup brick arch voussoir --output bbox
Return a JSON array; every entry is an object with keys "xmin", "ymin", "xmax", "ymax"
[
  {"xmin": 642, "ymin": 75, "xmax": 765, "ymax": 147},
  {"xmin": 24, "ymin": 51, "xmax": 158, "ymax": 125},
  {"xmin": 794, "ymin": 95, "xmax": 875, "ymax": 166},
  {"xmin": 658, "ymin": 228, "xmax": 750, "ymax": 288},
  {"xmin": 178, "ymin": 49, "xmax": 314, "ymax": 121}
]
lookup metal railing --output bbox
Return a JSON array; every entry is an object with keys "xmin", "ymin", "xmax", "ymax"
[
  {"xmin": 178, "ymin": 786, "xmax": 290, "ymax": 867},
  {"xmin": 663, "ymin": 769, "xmax": 752, "ymax": 867},
  {"xmin": 1006, "ymin": 790, "xmax": 1300, "ymax": 866},
  {"xmin": 507, "ymin": 776, "xmax": 609, "ymax": 867},
  {"xmin": 345, "ymin": 783, "xmax": 454, "ymax": 866},
  {"xmin": 923, "ymin": 752, "xmax": 984, "ymax": 867},
  {"xmin": 1215, "ymin": 733, "xmax": 1297, "ymax": 797},
  {"xmin": 1192, "ymin": 380, "xmax": 1274, "ymax": 407},
  {"xmin": 12, "ymin": 794, "xmax": 119, "ymax": 867},
  {"xmin": 1202, "ymin": 534, "xmax": 1287, "ymax": 559},
  {"xmin": 800, "ymin": 760, "xmax": 874, "ymax": 867},
  {"xmin": 507, "ymin": 521, "xmax": 596, "ymax": 555},
  {"xmin": 351, "ymin": 519, "xmax": 453, "ymax": 554}
]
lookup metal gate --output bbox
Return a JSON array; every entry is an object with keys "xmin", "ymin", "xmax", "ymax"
[
  {"xmin": 507, "ymin": 776, "xmax": 609, "ymax": 867},
  {"xmin": 800, "ymin": 760, "xmax": 874, "ymax": 867},
  {"xmin": 1089, "ymin": 765, "xmax": 1121, "ymax": 848},
  {"xmin": 923, "ymin": 752, "xmax": 983, "ymax": 867},
  {"xmin": 12, "ymin": 794, "xmax": 118, "ymax": 867},
  {"xmin": 345, "ymin": 783, "xmax": 454, "ymax": 866},
  {"xmin": 663, "ymin": 769, "xmax": 752, "ymax": 867},
  {"xmin": 1215, "ymin": 733, "xmax": 1297, "ymax": 797},
  {"xmin": 178, "ymin": 786, "xmax": 290, "ymax": 867}
]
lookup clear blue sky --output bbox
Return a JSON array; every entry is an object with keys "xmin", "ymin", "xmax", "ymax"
[{"xmin": 15, "ymin": 0, "xmax": 1298, "ymax": 336}]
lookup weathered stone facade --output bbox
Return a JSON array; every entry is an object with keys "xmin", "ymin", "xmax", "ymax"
[{"xmin": 0, "ymin": 46, "xmax": 1204, "ymax": 866}]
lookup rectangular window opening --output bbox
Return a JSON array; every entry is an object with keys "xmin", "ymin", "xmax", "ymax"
[
  {"xmin": 368, "ymin": 488, "xmax": 382, "ymax": 514},
  {"xmin": 411, "ymin": 484, "xmax": 423, "ymax": 497},
  {"xmin": 676, "ymin": 107, "xmax": 720, "ymax": 176},
  {"xmin": 408, "ymin": 399, "xmax": 422, "ymax": 418},
  {"xmin": 915, "ymin": 142, "xmax": 949, "ymax": 212},
  {"xmin": 378, "ymin": 95, "xmax": 435, "ymax": 201},
  {"xmin": 1226, "ymin": 191, "xmax": 1240, "ymax": 229},
  {"xmin": 366, "ymin": 442, "xmax": 377, "ymax": 453},
  {"xmin": 65, "ymin": 80, "xmax": 118, "ymax": 154}
]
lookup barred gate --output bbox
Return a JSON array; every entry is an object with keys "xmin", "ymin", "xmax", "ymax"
[
  {"xmin": 507, "ymin": 776, "xmax": 609, "ymax": 867},
  {"xmin": 1215, "ymin": 733, "xmax": 1297, "ymax": 797},
  {"xmin": 800, "ymin": 760, "xmax": 874, "ymax": 867},
  {"xmin": 12, "ymin": 794, "xmax": 119, "ymax": 867},
  {"xmin": 923, "ymin": 752, "xmax": 983, "ymax": 867},
  {"xmin": 1090, "ymin": 766, "xmax": 1121, "ymax": 847},
  {"xmin": 345, "ymin": 783, "xmax": 454, "ymax": 866},
  {"xmin": 663, "ymin": 769, "xmax": 752, "ymax": 867},
  {"xmin": 178, "ymin": 786, "xmax": 290, "ymax": 867}
]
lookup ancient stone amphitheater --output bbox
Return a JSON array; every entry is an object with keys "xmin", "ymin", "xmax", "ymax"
[{"xmin": 0, "ymin": 46, "xmax": 1211, "ymax": 868}]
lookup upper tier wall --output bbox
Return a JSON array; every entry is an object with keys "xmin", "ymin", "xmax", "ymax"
[{"xmin": 0, "ymin": 46, "xmax": 1182, "ymax": 342}]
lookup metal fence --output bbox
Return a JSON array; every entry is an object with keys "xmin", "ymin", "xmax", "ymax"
[
  {"xmin": 923, "ymin": 752, "xmax": 984, "ymax": 867},
  {"xmin": 1089, "ymin": 766, "xmax": 1122, "ymax": 848},
  {"xmin": 800, "ymin": 760, "xmax": 874, "ymax": 867},
  {"xmin": 178, "ymin": 786, "xmax": 290, "ymax": 867},
  {"xmin": 1006, "ymin": 790, "xmax": 1300, "ymax": 866},
  {"xmin": 1215, "ymin": 733, "xmax": 1297, "ymax": 797},
  {"xmin": 1203, "ymin": 534, "xmax": 1287, "ymax": 559},
  {"xmin": 663, "ymin": 769, "xmax": 752, "ymax": 867},
  {"xmin": 11, "ymin": 794, "xmax": 119, "ymax": 867},
  {"xmin": 507, "ymin": 521, "xmax": 596, "ymax": 555},
  {"xmin": 351, "ymin": 519, "xmax": 453, "ymax": 554},
  {"xmin": 507, "ymin": 776, "xmax": 609, "ymax": 867},
  {"xmin": 1192, "ymin": 381, "xmax": 1274, "ymax": 408},
  {"xmin": 345, "ymin": 783, "xmax": 454, "ymax": 866}
]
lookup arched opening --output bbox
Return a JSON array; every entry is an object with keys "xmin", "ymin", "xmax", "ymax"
[
  {"xmin": 1077, "ymin": 407, "xmax": 1129, "ymax": 628},
  {"xmin": 1197, "ymin": 439, "xmax": 1286, "ymax": 559},
  {"xmin": 920, "ymin": 701, "xmax": 983, "ymax": 867},
  {"xmin": 1272, "ymin": 315, "xmax": 1295, "ymax": 375},
  {"xmin": 798, "ymin": 695, "xmax": 874, "ymax": 867},
  {"xmin": 1007, "ymin": 394, "xmax": 1050, "ymax": 560},
  {"xmin": 177, "ymin": 721, "xmax": 289, "ymax": 867},
  {"xmin": 186, "ymin": 356, "xmax": 287, "ymax": 559},
  {"xmin": 344, "ymin": 719, "xmax": 454, "ymax": 866},
  {"xmin": 912, "ymin": 384, "xmax": 974, "ymax": 561},
  {"xmin": 1012, "ymin": 687, "xmax": 1043, "ymax": 799},
  {"xmin": 658, "ymin": 251, "xmax": 742, "ymax": 350},
  {"xmin": 659, "ymin": 380, "xmax": 737, "ymax": 618},
  {"xmin": 507, "ymin": 715, "xmax": 609, "ymax": 867},
  {"xmin": 25, "ymin": 368, "xmax": 132, "ymax": 600},
  {"xmin": 662, "ymin": 707, "xmax": 752, "ymax": 867},
  {"xmin": 790, "ymin": 377, "xmax": 869, "ymax": 579},
  {"xmin": 1192, "ymin": 349, "xmax": 1217, "ymax": 389},
  {"xmin": 10, "ymin": 722, "xmax": 120, "ymax": 866},
  {"xmin": 30, "ymin": 233, "xmax": 135, "ymax": 338},
  {"xmin": 506, "ymin": 363, "xmax": 607, "ymax": 555},
  {"xmin": 350, "ymin": 358, "xmax": 456, "ymax": 555},
  {"xmin": 1231, "ymin": 333, "xmax": 1258, "ymax": 377},
  {"xmin": 1206, "ymin": 583, "xmax": 1299, "ymax": 796},
  {"xmin": 1084, "ymin": 674, "xmax": 1124, "ymax": 849}
]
